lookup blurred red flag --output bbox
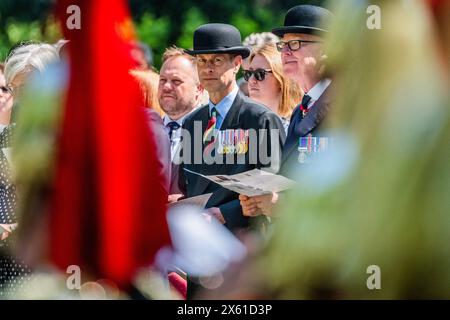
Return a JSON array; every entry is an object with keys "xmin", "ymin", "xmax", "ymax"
[{"xmin": 52, "ymin": 0, "xmax": 170, "ymax": 290}]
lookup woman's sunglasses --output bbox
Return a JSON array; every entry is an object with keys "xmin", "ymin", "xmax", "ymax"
[
  {"xmin": 243, "ymin": 69, "xmax": 273, "ymax": 82},
  {"xmin": 0, "ymin": 86, "xmax": 13, "ymax": 95}
]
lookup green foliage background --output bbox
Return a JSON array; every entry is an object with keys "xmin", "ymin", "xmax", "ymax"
[{"xmin": 0, "ymin": 0, "xmax": 324, "ymax": 68}]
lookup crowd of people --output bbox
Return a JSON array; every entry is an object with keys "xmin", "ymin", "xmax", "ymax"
[{"xmin": 0, "ymin": 0, "xmax": 449, "ymax": 299}]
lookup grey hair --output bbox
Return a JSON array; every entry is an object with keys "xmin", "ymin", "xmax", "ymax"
[
  {"xmin": 242, "ymin": 32, "xmax": 279, "ymax": 50},
  {"xmin": 4, "ymin": 43, "xmax": 60, "ymax": 85},
  {"xmin": 53, "ymin": 39, "xmax": 70, "ymax": 54}
]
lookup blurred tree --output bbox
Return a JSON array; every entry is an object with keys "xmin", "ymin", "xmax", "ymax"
[
  {"xmin": 129, "ymin": 0, "xmax": 325, "ymax": 68},
  {"xmin": 0, "ymin": 0, "xmax": 56, "ymax": 60},
  {"xmin": 0, "ymin": 0, "xmax": 325, "ymax": 66}
]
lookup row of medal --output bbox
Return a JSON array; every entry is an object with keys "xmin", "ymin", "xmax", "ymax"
[
  {"xmin": 216, "ymin": 129, "xmax": 249, "ymax": 155},
  {"xmin": 298, "ymin": 134, "xmax": 330, "ymax": 164}
]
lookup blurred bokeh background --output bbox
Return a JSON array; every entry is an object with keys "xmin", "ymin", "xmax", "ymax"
[{"xmin": 0, "ymin": 0, "xmax": 326, "ymax": 68}]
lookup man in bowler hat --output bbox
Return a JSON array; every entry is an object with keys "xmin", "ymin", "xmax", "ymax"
[
  {"xmin": 179, "ymin": 23, "xmax": 286, "ymax": 231},
  {"xmin": 240, "ymin": 5, "xmax": 334, "ymax": 217}
]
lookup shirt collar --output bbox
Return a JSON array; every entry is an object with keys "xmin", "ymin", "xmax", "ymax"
[
  {"xmin": 306, "ymin": 78, "xmax": 332, "ymax": 102},
  {"xmin": 208, "ymin": 85, "xmax": 239, "ymax": 118},
  {"xmin": 163, "ymin": 110, "xmax": 193, "ymax": 127}
]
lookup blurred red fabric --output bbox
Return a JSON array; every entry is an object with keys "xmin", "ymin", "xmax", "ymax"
[{"xmin": 51, "ymin": 0, "xmax": 170, "ymax": 290}]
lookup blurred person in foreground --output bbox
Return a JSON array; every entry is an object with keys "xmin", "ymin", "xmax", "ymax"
[
  {"xmin": 5, "ymin": 62, "xmax": 179, "ymax": 299},
  {"xmin": 0, "ymin": 43, "xmax": 59, "ymax": 297},
  {"xmin": 205, "ymin": 0, "xmax": 450, "ymax": 299},
  {"xmin": 5, "ymin": 0, "xmax": 173, "ymax": 299}
]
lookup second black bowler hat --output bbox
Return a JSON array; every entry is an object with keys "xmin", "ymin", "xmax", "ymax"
[
  {"xmin": 272, "ymin": 5, "xmax": 332, "ymax": 37},
  {"xmin": 185, "ymin": 23, "xmax": 250, "ymax": 59}
]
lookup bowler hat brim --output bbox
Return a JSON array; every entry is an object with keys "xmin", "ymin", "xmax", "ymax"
[
  {"xmin": 271, "ymin": 26, "xmax": 328, "ymax": 37},
  {"xmin": 184, "ymin": 46, "xmax": 250, "ymax": 59}
]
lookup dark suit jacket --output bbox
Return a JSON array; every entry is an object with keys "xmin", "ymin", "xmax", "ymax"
[
  {"xmin": 179, "ymin": 91, "xmax": 286, "ymax": 232},
  {"xmin": 280, "ymin": 84, "xmax": 334, "ymax": 177}
]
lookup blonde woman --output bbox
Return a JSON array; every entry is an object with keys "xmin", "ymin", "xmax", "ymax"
[
  {"xmin": 244, "ymin": 43, "xmax": 302, "ymax": 133},
  {"xmin": 130, "ymin": 68, "xmax": 165, "ymax": 116},
  {"xmin": 130, "ymin": 68, "xmax": 171, "ymax": 193}
]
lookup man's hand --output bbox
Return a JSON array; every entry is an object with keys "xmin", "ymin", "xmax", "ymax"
[
  {"xmin": 239, "ymin": 195, "xmax": 262, "ymax": 217},
  {"xmin": 239, "ymin": 193, "xmax": 279, "ymax": 217},
  {"xmin": 205, "ymin": 207, "xmax": 226, "ymax": 224}
]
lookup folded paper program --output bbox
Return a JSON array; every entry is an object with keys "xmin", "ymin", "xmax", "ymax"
[{"xmin": 183, "ymin": 168, "xmax": 296, "ymax": 196}]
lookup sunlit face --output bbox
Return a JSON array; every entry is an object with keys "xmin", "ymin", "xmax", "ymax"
[
  {"xmin": 280, "ymin": 33, "xmax": 324, "ymax": 87},
  {"xmin": 196, "ymin": 53, "xmax": 241, "ymax": 95},
  {"xmin": 0, "ymin": 72, "xmax": 13, "ymax": 112},
  {"xmin": 158, "ymin": 56, "xmax": 202, "ymax": 118},
  {"xmin": 247, "ymin": 54, "xmax": 280, "ymax": 113}
]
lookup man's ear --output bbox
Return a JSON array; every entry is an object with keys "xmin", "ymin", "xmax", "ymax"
[
  {"xmin": 196, "ymin": 83, "xmax": 204, "ymax": 95},
  {"xmin": 233, "ymin": 55, "xmax": 243, "ymax": 73}
]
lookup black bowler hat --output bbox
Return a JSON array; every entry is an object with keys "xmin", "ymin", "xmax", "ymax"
[
  {"xmin": 272, "ymin": 5, "xmax": 332, "ymax": 37},
  {"xmin": 184, "ymin": 23, "xmax": 250, "ymax": 59}
]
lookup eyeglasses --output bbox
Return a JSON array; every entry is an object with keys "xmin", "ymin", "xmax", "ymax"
[
  {"xmin": 0, "ymin": 86, "xmax": 13, "ymax": 95},
  {"xmin": 276, "ymin": 39, "xmax": 323, "ymax": 52},
  {"xmin": 243, "ymin": 69, "xmax": 273, "ymax": 82}
]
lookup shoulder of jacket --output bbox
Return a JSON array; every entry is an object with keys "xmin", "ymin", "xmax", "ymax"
[{"xmin": 183, "ymin": 104, "xmax": 209, "ymax": 126}]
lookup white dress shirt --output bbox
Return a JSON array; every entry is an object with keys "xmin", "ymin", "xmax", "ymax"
[
  {"xmin": 305, "ymin": 78, "xmax": 332, "ymax": 109},
  {"xmin": 163, "ymin": 112, "xmax": 191, "ymax": 162}
]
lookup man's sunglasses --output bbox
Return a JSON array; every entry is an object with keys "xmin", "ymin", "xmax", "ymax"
[
  {"xmin": 276, "ymin": 39, "xmax": 323, "ymax": 52},
  {"xmin": 243, "ymin": 69, "xmax": 273, "ymax": 82}
]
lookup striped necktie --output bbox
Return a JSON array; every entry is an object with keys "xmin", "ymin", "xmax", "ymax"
[{"xmin": 203, "ymin": 108, "xmax": 217, "ymax": 145}]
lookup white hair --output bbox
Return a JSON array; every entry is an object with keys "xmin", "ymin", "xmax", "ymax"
[
  {"xmin": 242, "ymin": 32, "xmax": 279, "ymax": 50},
  {"xmin": 4, "ymin": 43, "xmax": 60, "ymax": 85},
  {"xmin": 53, "ymin": 39, "xmax": 70, "ymax": 54}
]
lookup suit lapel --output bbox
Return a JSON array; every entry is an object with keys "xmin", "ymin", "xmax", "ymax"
[
  {"xmin": 199, "ymin": 104, "xmax": 210, "ymax": 134},
  {"xmin": 284, "ymin": 105, "xmax": 301, "ymax": 149},
  {"xmin": 219, "ymin": 91, "xmax": 244, "ymax": 129},
  {"xmin": 187, "ymin": 105, "xmax": 211, "ymax": 195},
  {"xmin": 281, "ymin": 86, "xmax": 333, "ymax": 165},
  {"xmin": 192, "ymin": 95, "xmax": 243, "ymax": 195}
]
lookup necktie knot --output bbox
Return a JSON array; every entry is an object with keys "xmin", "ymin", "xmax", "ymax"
[
  {"xmin": 210, "ymin": 107, "xmax": 217, "ymax": 119},
  {"xmin": 167, "ymin": 121, "xmax": 180, "ymax": 140},
  {"xmin": 204, "ymin": 108, "xmax": 217, "ymax": 144},
  {"xmin": 300, "ymin": 94, "xmax": 312, "ymax": 111}
]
